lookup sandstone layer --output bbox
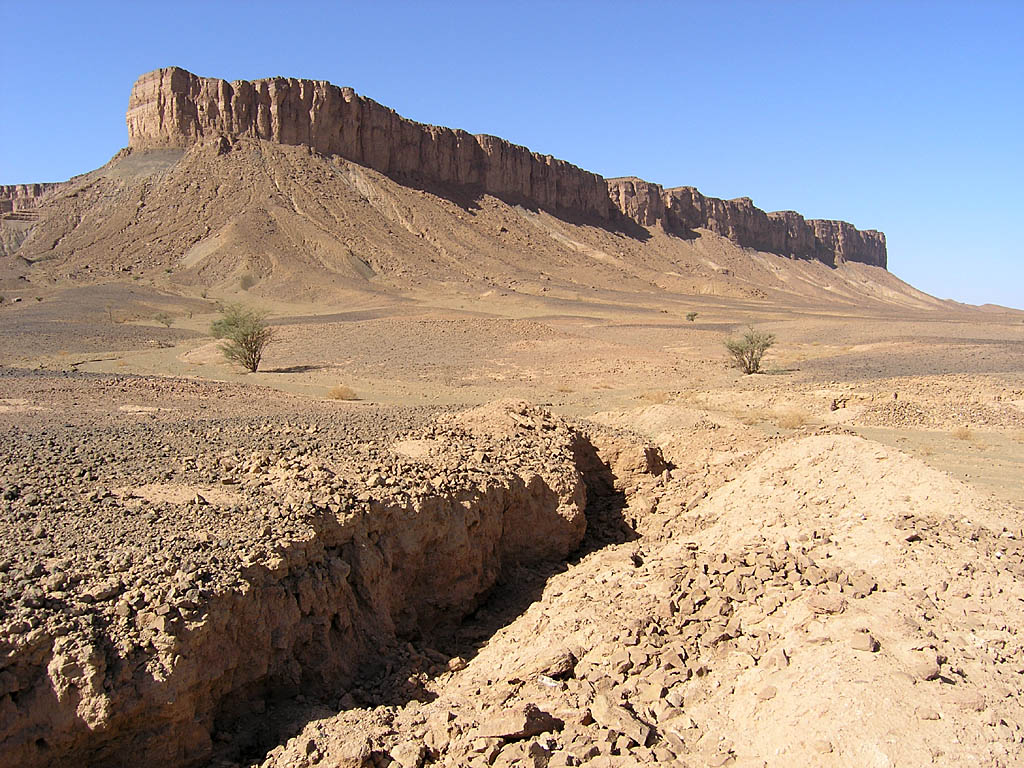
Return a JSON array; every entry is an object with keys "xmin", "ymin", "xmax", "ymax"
[
  {"xmin": 0, "ymin": 184, "xmax": 57, "ymax": 217},
  {"xmin": 607, "ymin": 177, "xmax": 887, "ymax": 267},
  {"xmin": 123, "ymin": 67, "xmax": 886, "ymax": 269},
  {"xmin": 126, "ymin": 67, "xmax": 611, "ymax": 220}
]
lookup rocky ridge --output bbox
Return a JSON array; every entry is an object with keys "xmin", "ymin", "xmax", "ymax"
[
  {"xmin": 124, "ymin": 67, "xmax": 886, "ymax": 269},
  {"xmin": 0, "ymin": 184, "xmax": 57, "ymax": 218},
  {"xmin": 607, "ymin": 177, "xmax": 886, "ymax": 267}
]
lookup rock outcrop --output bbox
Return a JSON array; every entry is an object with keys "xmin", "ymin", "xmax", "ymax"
[
  {"xmin": 0, "ymin": 184, "xmax": 57, "ymax": 216},
  {"xmin": 126, "ymin": 67, "xmax": 611, "ymax": 220},
  {"xmin": 607, "ymin": 177, "xmax": 887, "ymax": 268},
  {"xmin": 0, "ymin": 395, "xmax": 666, "ymax": 768},
  {"xmin": 124, "ymin": 67, "xmax": 887, "ymax": 270}
]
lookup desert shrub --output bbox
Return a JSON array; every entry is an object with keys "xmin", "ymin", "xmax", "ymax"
[
  {"xmin": 725, "ymin": 326, "xmax": 775, "ymax": 374},
  {"xmin": 775, "ymin": 409, "xmax": 807, "ymax": 429},
  {"xmin": 211, "ymin": 304, "xmax": 274, "ymax": 373},
  {"xmin": 239, "ymin": 273, "xmax": 256, "ymax": 291},
  {"xmin": 154, "ymin": 312, "xmax": 174, "ymax": 327},
  {"xmin": 327, "ymin": 385, "xmax": 359, "ymax": 401},
  {"xmin": 686, "ymin": 311, "xmax": 698, "ymax": 322},
  {"xmin": 952, "ymin": 426, "xmax": 973, "ymax": 441}
]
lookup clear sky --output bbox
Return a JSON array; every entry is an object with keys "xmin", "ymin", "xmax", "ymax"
[{"xmin": 1, "ymin": 1, "xmax": 1021, "ymax": 308}]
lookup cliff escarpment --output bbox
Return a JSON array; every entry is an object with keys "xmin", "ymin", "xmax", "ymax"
[
  {"xmin": 126, "ymin": 67, "xmax": 612, "ymax": 220},
  {"xmin": 607, "ymin": 177, "xmax": 887, "ymax": 268},
  {"xmin": 0, "ymin": 184, "xmax": 58, "ymax": 217},
  {"xmin": 124, "ymin": 67, "xmax": 887, "ymax": 270}
]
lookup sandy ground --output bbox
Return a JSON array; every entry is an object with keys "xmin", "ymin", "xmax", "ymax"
[{"xmin": 1, "ymin": 278, "xmax": 1023, "ymax": 767}]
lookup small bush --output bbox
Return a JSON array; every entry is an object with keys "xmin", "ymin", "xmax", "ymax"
[
  {"xmin": 211, "ymin": 304, "xmax": 274, "ymax": 373},
  {"xmin": 775, "ymin": 409, "xmax": 807, "ymax": 429},
  {"xmin": 725, "ymin": 326, "xmax": 775, "ymax": 374},
  {"xmin": 686, "ymin": 311, "xmax": 698, "ymax": 322},
  {"xmin": 239, "ymin": 273, "xmax": 256, "ymax": 291},
  {"xmin": 952, "ymin": 426, "xmax": 973, "ymax": 441},
  {"xmin": 327, "ymin": 385, "xmax": 359, "ymax": 401},
  {"xmin": 154, "ymin": 312, "xmax": 174, "ymax": 328}
]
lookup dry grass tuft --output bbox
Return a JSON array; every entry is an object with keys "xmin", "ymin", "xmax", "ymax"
[
  {"xmin": 952, "ymin": 425, "xmax": 973, "ymax": 441},
  {"xmin": 327, "ymin": 385, "xmax": 360, "ymax": 401},
  {"xmin": 775, "ymin": 409, "xmax": 808, "ymax": 429},
  {"xmin": 736, "ymin": 408, "xmax": 768, "ymax": 426}
]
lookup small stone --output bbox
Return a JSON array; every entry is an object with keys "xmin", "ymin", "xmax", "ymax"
[
  {"xmin": 917, "ymin": 707, "xmax": 940, "ymax": 720},
  {"xmin": 807, "ymin": 591, "xmax": 847, "ymax": 615},
  {"xmin": 391, "ymin": 741, "xmax": 427, "ymax": 768},
  {"xmin": 590, "ymin": 694, "xmax": 652, "ymax": 747},
  {"xmin": 756, "ymin": 685, "xmax": 777, "ymax": 701},
  {"xmin": 477, "ymin": 703, "xmax": 562, "ymax": 740},
  {"xmin": 850, "ymin": 633, "xmax": 879, "ymax": 652},
  {"xmin": 909, "ymin": 655, "xmax": 941, "ymax": 681}
]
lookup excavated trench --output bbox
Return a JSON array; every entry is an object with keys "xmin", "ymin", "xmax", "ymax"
[{"xmin": 1, "ymin": 405, "xmax": 664, "ymax": 768}]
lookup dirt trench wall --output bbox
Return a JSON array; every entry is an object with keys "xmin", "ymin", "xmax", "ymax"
[{"xmin": 1, "ymin": 406, "xmax": 661, "ymax": 768}]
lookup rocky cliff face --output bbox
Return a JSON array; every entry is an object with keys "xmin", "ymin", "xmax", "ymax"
[
  {"xmin": 126, "ymin": 67, "xmax": 612, "ymax": 220},
  {"xmin": 607, "ymin": 177, "xmax": 887, "ymax": 268},
  {"xmin": 123, "ymin": 67, "xmax": 887, "ymax": 270},
  {"xmin": 0, "ymin": 184, "xmax": 57, "ymax": 216}
]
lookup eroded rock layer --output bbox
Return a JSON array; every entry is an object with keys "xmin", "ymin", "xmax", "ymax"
[
  {"xmin": 607, "ymin": 177, "xmax": 887, "ymax": 267},
  {"xmin": 126, "ymin": 67, "xmax": 612, "ymax": 220},
  {"xmin": 0, "ymin": 390, "xmax": 664, "ymax": 768},
  {"xmin": 0, "ymin": 184, "xmax": 57, "ymax": 216}
]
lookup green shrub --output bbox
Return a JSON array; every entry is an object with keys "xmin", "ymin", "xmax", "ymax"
[
  {"xmin": 686, "ymin": 311, "xmax": 698, "ymax": 322},
  {"xmin": 154, "ymin": 312, "xmax": 174, "ymax": 327},
  {"xmin": 725, "ymin": 326, "xmax": 775, "ymax": 374},
  {"xmin": 211, "ymin": 304, "xmax": 274, "ymax": 373}
]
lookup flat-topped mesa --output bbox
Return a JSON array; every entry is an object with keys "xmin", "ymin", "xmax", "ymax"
[
  {"xmin": 126, "ymin": 67, "xmax": 612, "ymax": 219},
  {"xmin": 125, "ymin": 68, "xmax": 886, "ymax": 269},
  {"xmin": 607, "ymin": 177, "xmax": 887, "ymax": 268}
]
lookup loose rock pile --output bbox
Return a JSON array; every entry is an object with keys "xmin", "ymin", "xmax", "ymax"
[{"xmin": 260, "ymin": 435, "xmax": 1024, "ymax": 768}]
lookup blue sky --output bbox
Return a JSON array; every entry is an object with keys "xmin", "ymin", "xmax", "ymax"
[{"xmin": 1, "ymin": 1, "xmax": 1021, "ymax": 308}]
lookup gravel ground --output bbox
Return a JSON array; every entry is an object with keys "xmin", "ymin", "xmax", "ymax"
[{"xmin": 0, "ymin": 367, "xmax": 453, "ymax": 647}]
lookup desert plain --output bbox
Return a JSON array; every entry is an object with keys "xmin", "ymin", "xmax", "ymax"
[{"xmin": 1, "ymin": 67, "xmax": 1023, "ymax": 768}]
